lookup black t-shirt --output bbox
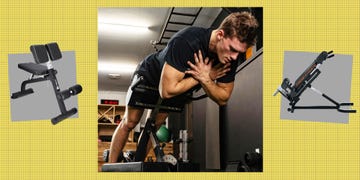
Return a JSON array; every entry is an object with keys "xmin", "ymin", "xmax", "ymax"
[{"xmin": 135, "ymin": 27, "xmax": 240, "ymax": 88}]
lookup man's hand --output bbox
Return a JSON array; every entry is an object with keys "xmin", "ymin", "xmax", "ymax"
[
  {"xmin": 184, "ymin": 50, "xmax": 234, "ymax": 106},
  {"xmin": 185, "ymin": 50, "xmax": 230, "ymax": 82},
  {"xmin": 209, "ymin": 62, "xmax": 231, "ymax": 81}
]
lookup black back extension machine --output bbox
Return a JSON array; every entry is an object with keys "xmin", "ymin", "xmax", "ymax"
[
  {"xmin": 11, "ymin": 43, "xmax": 82, "ymax": 124},
  {"xmin": 273, "ymin": 51, "xmax": 356, "ymax": 113},
  {"xmin": 102, "ymin": 76, "xmax": 204, "ymax": 172},
  {"xmin": 102, "ymin": 76, "xmax": 180, "ymax": 172}
]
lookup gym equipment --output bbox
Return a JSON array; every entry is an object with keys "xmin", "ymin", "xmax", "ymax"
[
  {"xmin": 133, "ymin": 97, "xmax": 177, "ymax": 165},
  {"xmin": 102, "ymin": 76, "xmax": 201, "ymax": 172},
  {"xmin": 225, "ymin": 161, "xmax": 249, "ymax": 172},
  {"xmin": 225, "ymin": 149, "xmax": 262, "ymax": 172},
  {"xmin": 156, "ymin": 125, "xmax": 170, "ymax": 142},
  {"xmin": 177, "ymin": 130, "xmax": 192, "ymax": 163},
  {"xmin": 103, "ymin": 149, "xmax": 124, "ymax": 163},
  {"xmin": 103, "ymin": 149, "xmax": 136, "ymax": 163},
  {"xmin": 175, "ymin": 162, "xmax": 200, "ymax": 172},
  {"xmin": 11, "ymin": 42, "xmax": 82, "ymax": 124},
  {"xmin": 102, "ymin": 76, "xmax": 177, "ymax": 172},
  {"xmin": 244, "ymin": 151, "xmax": 263, "ymax": 172},
  {"xmin": 274, "ymin": 51, "xmax": 356, "ymax": 113},
  {"xmin": 103, "ymin": 162, "xmax": 170, "ymax": 172}
]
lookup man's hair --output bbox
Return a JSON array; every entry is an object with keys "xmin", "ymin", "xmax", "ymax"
[{"xmin": 219, "ymin": 11, "xmax": 259, "ymax": 46}]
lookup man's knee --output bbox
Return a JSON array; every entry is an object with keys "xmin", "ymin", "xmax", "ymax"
[
  {"xmin": 121, "ymin": 107, "xmax": 143, "ymax": 132},
  {"xmin": 121, "ymin": 118, "xmax": 139, "ymax": 132}
]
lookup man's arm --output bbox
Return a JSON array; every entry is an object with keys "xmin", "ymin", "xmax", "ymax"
[
  {"xmin": 159, "ymin": 49, "xmax": 231, "ymax": 100},
  {"xmin": 159, "ymin": 62, "xmax": 199, "ymax": 99},
  {"xmin": 200, "ymin": 80, "xmax": 234, "ymax": 106},
  {"xmin": 185, "ymin": 51, "xmax": 234, "ymax": 106}
]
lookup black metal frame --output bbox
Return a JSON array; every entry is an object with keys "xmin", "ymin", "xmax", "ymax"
[
  {"xmin": 134, "ymin": 98, "xmax": 165, "ymax": 162},
  {"xmin": 274, "ymin": 51, "xmax": 356, "ymax": 113},
  {"xmin": 129, "ymin": 76, "xmax": 172, "ymax": 163},
  {"xmin": 11, "ymin": 43, "xmax": 82, "ymax": 124}
]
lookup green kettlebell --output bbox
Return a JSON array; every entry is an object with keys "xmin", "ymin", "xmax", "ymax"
[{"xmin": 156, "ymin": 125, "xmax": 170, "ymax": 142}]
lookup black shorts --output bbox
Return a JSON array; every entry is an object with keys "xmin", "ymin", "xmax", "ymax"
[{"xmin": 126, "ymin": 74, "xmax": 190, "ymax": 112}]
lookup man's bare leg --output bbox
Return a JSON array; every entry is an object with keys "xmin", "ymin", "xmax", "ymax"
[{"xmin": 109, "ymin": 106, "xmax": 144, "ymax": 163}]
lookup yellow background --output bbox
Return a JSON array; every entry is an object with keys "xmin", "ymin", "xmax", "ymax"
[{"xmin": 0, "ymin": 0, "xmax": 359, "ymax": 179}]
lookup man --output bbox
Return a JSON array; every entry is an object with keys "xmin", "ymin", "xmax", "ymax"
[{"xmin": 109, "ymin": 11, "xmax": 258, "ymax": 163}]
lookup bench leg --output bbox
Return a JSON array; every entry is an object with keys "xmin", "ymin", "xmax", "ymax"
[
  {"xmin": 11, "ymin": 88, "xmax": 34, "ymax": 99},
  {"xmin": 51, "ymin": 108, "xmax": 77, "ymax": 125}
]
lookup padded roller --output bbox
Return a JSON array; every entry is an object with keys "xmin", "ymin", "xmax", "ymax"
[
  {"xmin": 30, "ymin": 45, "xmax": 49, "ymax": 64},
  {"xmin": 69, "ymin": 84, "xmax": 82, "ymax": 95},
  {"xmin": 314, "ymin": 51, "xmax": 329, "ymax": 64},
  {"xmin": 60, "ymin": 84, "xmax": 82, "ymax": 100},
  {"xmin": 45, "ymin": 42, "xmax": 62, "ymax": 60}
]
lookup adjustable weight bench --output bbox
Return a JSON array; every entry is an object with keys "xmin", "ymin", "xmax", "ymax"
[
  {"xmin": 11, "ymin": 42, "xmax": 82, "ymax": 124},
  {"xmin": 274, "ymin": 51, "xmax": 356, "ymax": 113}
]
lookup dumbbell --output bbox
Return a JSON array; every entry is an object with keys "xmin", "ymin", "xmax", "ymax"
[{"xmin": 59, "ymin": 84, "xmax": 82, "ymax": 100}]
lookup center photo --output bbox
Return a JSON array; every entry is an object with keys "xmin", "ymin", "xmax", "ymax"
[{"xmin": 97, "ymin": 7, "xmax": 263, "ymax": 172}]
